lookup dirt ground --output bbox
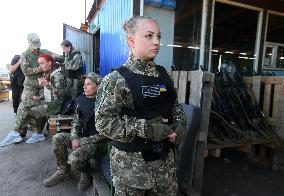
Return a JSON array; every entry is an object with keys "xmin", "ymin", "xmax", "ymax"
[
  {"xmin": 202, "ymin": 149, "xmax": 284, "ymax": 196},
  {"xmin": 0, "ymin": 99, "xmax": 94, "ymax": 196},
  {"xmin": 1, "ymin": 97, "xmax": 284, "ymax": 196}
]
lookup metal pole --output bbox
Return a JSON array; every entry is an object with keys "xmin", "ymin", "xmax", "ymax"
[
  {"xmin": 85, "ymin": 0, "xmax": 87, "ymax": 23},
  {"xmin": 199, "ymin": 0, "xmax": 208, "ymax": 70}
]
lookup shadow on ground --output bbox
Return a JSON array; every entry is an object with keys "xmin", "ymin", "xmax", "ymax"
[
  {"xmin": 202, "ymin": 149, "xmax": 284, "ymax": 196},
  {"xmin": 0, "ymin": 100, "xmax": 94, "ymax": 196}
]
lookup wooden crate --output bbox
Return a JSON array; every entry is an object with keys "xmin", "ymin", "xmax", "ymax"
[{"xmin": 48, "ymin": 115, "xmax": 73, "ymax": 137}]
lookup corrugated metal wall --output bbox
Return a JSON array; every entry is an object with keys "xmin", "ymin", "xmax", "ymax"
[
  {"xmin": 64, "ymin": 24, "xmax": 94, "ymax": 74},
  {"xmin": 99, "ymin": 0, "xmax": 133, "ymax": 76}
]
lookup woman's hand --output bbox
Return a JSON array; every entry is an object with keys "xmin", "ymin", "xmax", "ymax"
[
  {"xmin": 32, "ymin": 96, "xmax": 42, "ymax": 101},
  {"xmin": 168, "ymin": 132, "xmax": 177, "ymax": 142},
  {"xmin": 161, "ymin": 118, "xmax": 177, "ymax": 142},
  {"xmin": 71, "ymin": 138, "xmax": 80, "ymax": 150},
  {"xmin": 38, "ymin": 78, "xmax": 49, "ymax": 86}
]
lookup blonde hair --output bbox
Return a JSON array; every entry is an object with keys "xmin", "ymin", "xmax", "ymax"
[{"xmin": 123, "ymin": 16, "xmax": 157, "ymax": 36}]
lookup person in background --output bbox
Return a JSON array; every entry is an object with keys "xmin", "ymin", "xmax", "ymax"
[
  {"xmin": 37, "ymin": 53, "xmax": 66, "ymax": 116},
  {"xmin": 0, "ymin": 33, "xmax": 51, "ymax": 146},
  {"xmin": 58, "ymin": 40, "xmax": 84, "ymax": 99},
  {"xmin": 9, "ymin": 55, "xmax": 25, "ymax": 114},
  {"xmin": 44, "ymin": 72, "xmax": 108, "ymax": 192},
  {"xmin": 95, "ymin": 16, "xmax": 187, "ymax": 195}
]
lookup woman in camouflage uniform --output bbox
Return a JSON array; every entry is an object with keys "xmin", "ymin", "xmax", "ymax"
[
  {"xmin": 44, "ymin": 72, "xmax": 108, "ymax": 192},
  {"xmin": 37, "ymin": 53, "xmax": 66, "ymax": 116},
  {"xmin": 60, "ymin": 40, "xmax": 84, "ymax": 99},
  {"xmin": 95, "ymin": 16, "xmax": 187, "ymax": 195}
]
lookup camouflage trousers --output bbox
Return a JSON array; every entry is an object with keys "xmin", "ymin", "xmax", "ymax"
[
  {"xmin": 111, "ymin": 147, "xmax": 177, "ymax": 196},
  {"xmin": 52, "ymin": 132, "xmax": 107, "ymax": 172},
  {"xmin": 15, "ymin": 102, "xmax": 47, "ymax": 133}
]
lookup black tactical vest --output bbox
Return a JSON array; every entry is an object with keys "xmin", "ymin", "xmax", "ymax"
[
  {"xmin": 64, "ymin": 50, "xmax": 80, "ymax": 61},
  {"xmin": 75, "ymin": 95, "xmax": 98, "ymax": 137},
  {"xmin": 64, "ymin": 50, "xmax": 83, "ymax": 79},
  {"xmin": 113, "ymin": 65, "xmax": 177, "ymax": 162},
  {"xmin": 117, "ymin": 65, "xmax": 177, "ymax": 121}
]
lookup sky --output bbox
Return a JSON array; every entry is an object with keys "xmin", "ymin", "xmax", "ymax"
[{"xmin": 0, "ymin": 0, "xmax": 93, "ymax": 65}]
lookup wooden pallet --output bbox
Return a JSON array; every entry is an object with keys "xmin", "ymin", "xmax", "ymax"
[
  {"xmin": 0, "ymin": 90, "xmax": 9, "ymax": 102},
  {"xmin": 206, "ymin": 139, "xmax": 276, "ymax": 158},
  {"xmin": 171, "ymin": 70, "xmax": 215, "ymax": 193},
  {"xmin": 242, "ymin": 76, "xmax": 284, "ymax": 132},
  {"xmin": 48, "ymin": 115, "xmax": 73, "ymax": 137}
]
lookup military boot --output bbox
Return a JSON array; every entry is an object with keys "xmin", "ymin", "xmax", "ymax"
[
  {"xmin": 43, "ymin": 168, "xmax": 69, "ymax": 187},
  {"xmin": 77, "ymin": 172, "xmax": 93, "ymax": 191}
]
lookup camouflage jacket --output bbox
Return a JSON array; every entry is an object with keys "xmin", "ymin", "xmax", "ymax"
[
  {"xmin": 21, "ymin": 48, "xmax": 51, "ymax": 88},
  {"xmin": 95, "ymin": 56, "xmax": 187, "ymax": 189},
  {"xmin": 95, "ymin": 56, "xmax": 187, "ymax": 142},
  {"xmin": 20, "ymin": 48, "xmax": 51, "ymax": 107},
  {"xmin": 43, "ymin": 68, "xmax": 66, "ymax": 115},
  {"xmin": 70, "ymin": 103, "xmax": 82, "ymax": 141},
  {"xmin": 57, "ymin": 49, "xmax": 83, "ymax": 71}
]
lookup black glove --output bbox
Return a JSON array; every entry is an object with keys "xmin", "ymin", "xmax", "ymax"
[
  {"xmin": 173, "ymin": 123, "xmax": 186, "ymax": 144},
  {"xmin": 146, "ymin": 116, "xmax": 172, "ymax": 142}
]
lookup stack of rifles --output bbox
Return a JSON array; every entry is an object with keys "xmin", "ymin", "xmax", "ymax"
[{"xmin": 208, "ymin": 70, "xmax": 277, "ymax": 145}]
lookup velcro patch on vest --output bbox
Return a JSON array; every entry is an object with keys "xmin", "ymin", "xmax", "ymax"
[{"xmin": 142, "ymin": 84, "xmax": 167, "ymax": 98}]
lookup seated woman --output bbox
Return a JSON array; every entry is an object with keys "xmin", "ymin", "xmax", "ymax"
[
  {"xmin": 37, "ymin": 53, "xmax": 66, "ymax": 115},
  {"xmin": 43, "ymin": 72, "xmax": 108, "ymax": 192}
]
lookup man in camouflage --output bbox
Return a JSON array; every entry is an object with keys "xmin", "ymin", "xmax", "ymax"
[
  {"xmin": 0, "ymin": 33, "xmax": 53, "ymax": 146},
  {"xmin": 44, "ymin": 72, "xmax": 108, "ymax": 192},
  {"xmin": 95, "ymin": 16, "xmax": 187, "ymax": 195}
]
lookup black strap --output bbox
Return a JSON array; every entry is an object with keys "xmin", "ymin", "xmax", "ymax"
[
  {"xmin": 112, "ymin": 138, "xmax": 153, "ymax": 152},
  {"xmin": 112, "ymin": 138, "xmax": 172, "ymax": 162}
]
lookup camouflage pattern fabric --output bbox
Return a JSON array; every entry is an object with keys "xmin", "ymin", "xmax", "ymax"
[
  {"xmin": 21, "ymin": 48, "xmax": 51, "ymax": 88},
  {"xmin": 63, "ymin": 49, "xmax": 83, "ymax": 71},
  {"xmin": 111, "ymin": 147, "xmax": 177, "ymax": 195},
  {"xmin": 43, "ymin": 68, "xmax": 66, "ymax": 115},
  {"xmin": 52, "ymin": 132, "xmax": 108, "ymax": 172},
  {"xmin": 83, "ymin": 72, "xmax": 102, "ymax": 85},
  {"xmin": 15, "ymin": 84, "xmax": 46, "ymax": 133},
  {"xmin": 14, "ymin": 48, "xmax": 52, "ymax": 133},
  {"xmin": 27, "ymin": 33, "xmax": 41, "ymax": 49},
  {"xmin": 69, "ymin": 99, "xmax": 82, "ymax": 141},
  {"xmin": 57, "ymin": 50, "xmax": 83, "ymax": 99},
  {"xmin": 95, "ymin": 55, "xmax": 187, "ymax": 193},
  {"xmin": 53, "ymin": 92, "xmax": 108, "ymax": 172}
]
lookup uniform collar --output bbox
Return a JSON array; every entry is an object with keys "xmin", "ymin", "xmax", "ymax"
[{"xmin": 125, "ymin": 54, "xmax": 157, "ymax": 75}]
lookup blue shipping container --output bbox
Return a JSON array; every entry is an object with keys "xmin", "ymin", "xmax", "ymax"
[
  {"xmin": 99, "ymin": 0, "xmax": 133, "ymax": 76},
  {"xmin": 144, "ymin": 0, "xmax": 176, "ymax": 9}
]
